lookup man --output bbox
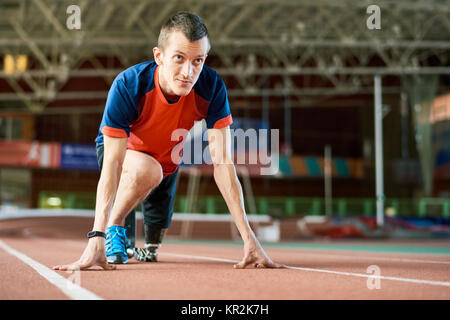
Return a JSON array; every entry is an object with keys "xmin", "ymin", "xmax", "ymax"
[{"xmin": 53, "ymin": 11, "xmax": 283, "ymax": 271}]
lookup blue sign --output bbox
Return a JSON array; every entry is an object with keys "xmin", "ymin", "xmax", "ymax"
[{"xmin": 61, "ymin": 143, "xmax": 99, "ymax": 170}]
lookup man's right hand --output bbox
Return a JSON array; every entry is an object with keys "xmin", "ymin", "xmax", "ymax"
[{"xmin": 53, "ymin": 237, "xmax": 115, "ymax": 271}]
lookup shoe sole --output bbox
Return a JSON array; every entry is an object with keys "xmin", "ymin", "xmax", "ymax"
[
  {"xmin": 133, "ymin": 249, "xmax": 157, "ymax": 262},
  {"xmin": 107, "ymin": 255, "xmax": 128, "ymax": 264},
  {"xmin": 135, "ymin": 257, "xmax": 157, "ymax": 262},
  {"xmin": 133, "ymin": 254, "xmax": 157, "ymax": 262}
]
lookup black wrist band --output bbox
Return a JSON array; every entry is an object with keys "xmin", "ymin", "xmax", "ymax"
[{"xmin": 87, "ymin": 231, "xmax": 106, "ymax": 239}]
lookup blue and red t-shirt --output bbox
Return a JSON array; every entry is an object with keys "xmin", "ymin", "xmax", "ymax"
[{"xmin": 95, "ymin": 61, "xmax": 233, "ymax": 177}]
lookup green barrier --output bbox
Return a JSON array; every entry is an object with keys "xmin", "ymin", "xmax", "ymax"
[
  {"xmin": 38, "ymin": 191, "xmax": 96, "ymax": 209},
  {"xmin": 310, "ymin": 198, "xmax": 321, "ymax": 216},
  {"xmin": 363, "ymin": 199, "xmax": 373, "ymax": 216},
  {"xmin": 38, "ymin": 191, "xmax": 450, "ymax": 218},
  {"xmin": 337, "ymin": 199, "xmax": 346, "ymax": 217},
  {"xmin": 443, "ymin": 202, "xmax": 449, "ymax": 218},
  {"xmin": 258, "ymin": 198, "xmax": 268, "ymax": 215}
]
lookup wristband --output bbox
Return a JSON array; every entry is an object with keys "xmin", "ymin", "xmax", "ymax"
[{"xmin": 87, "ymin": 231, "xmax": 106, "ymax": 239}]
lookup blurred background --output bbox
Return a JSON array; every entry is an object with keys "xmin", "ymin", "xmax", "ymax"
[{"xmin": 0, "ymin": 0, "xmax": 449, "ymax": 240}]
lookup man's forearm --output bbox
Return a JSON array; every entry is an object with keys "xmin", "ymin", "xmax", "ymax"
[
  {"xmin": 213, "ymin": 163, "xmax": 256, "ymax": 242},
  {"xmin": 92, "ymin": 161, "xmax": 122, "ymax": 232}
]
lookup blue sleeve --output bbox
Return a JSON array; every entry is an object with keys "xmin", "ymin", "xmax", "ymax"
[
  {"xmin": 100, "ymin": 78, "xmax": 139, "ymax": 137},
  {"xmin": 205, "ymin": 76, "xmax": 232, "ymax": 129}
]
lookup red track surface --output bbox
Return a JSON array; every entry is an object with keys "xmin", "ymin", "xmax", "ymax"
[{"xmin": 1, "ymin": 218, "xmax": 450, "ymax": 300}]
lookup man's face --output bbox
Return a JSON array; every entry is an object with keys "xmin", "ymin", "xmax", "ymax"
[{"xmin": 154, "ymin": 30, "xmax": 209, "ymax": 97}]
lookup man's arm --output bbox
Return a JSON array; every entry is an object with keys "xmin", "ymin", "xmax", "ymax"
[
  {"xmin": 92, "ymin": 135, "xmax": 128, "ymax": 232},
  {"xmin": 207, "ymin": 127, "xmax": 284, "ymax": 269},
  {"xmin": 53, "ymin": 135, "xmax": 127, "ymax": 271}
]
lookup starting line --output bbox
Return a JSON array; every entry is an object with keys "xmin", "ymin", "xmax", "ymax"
[{"xmin": 160, "ymin": 252, "xmax": 450, "ymax": 288}]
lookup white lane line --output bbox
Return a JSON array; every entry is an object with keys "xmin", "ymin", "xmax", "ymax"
[
  {"xmin": 284, "ymin": 265, "xmax": 450, "ymax": 287},
  {"xmin": 280, "ymin": 251, "xmax": 450, "ymax": 265},
  {"xmin": 161, "ymin": 252, "xmax": 450, "ymax": 288},
  {"xmin": 0, "ymin": 240, "xmax": 103, "ymax": 300},
  {"xmin": 65, "ymin": 239, "xmax": 450, "ymax": 264}
]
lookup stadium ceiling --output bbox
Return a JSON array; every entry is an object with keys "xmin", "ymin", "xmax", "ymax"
[{"xmin": 0, "ymin": 0, "xmax": 449, "ymax": 112}]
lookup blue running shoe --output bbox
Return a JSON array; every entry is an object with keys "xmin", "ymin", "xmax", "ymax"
[{"xmin": 105, "ymin": 225, "xmax": 129, "ymax": 264}]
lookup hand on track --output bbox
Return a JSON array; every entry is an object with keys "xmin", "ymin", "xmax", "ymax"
[
  {"xmin": 53, "ymin": 238, "xmax": 115, "ymax": 271},
  {"xmin": 234, "ymin": 237, "xmax": 286, "ymax": 269}
]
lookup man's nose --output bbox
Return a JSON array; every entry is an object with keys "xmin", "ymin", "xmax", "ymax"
[{"xmin": 181, "ymin": 62, "xmax": 192, "ymax": 78}]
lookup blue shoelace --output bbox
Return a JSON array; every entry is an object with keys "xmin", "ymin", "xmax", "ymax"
[{"xmin": 105, "ymin": 226, "xmax": 127, "ymax": 255}]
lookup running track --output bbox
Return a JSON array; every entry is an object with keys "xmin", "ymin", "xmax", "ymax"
[{"xmin": 1, "ymin": 218, "xmax": 450, "ymax": 300}]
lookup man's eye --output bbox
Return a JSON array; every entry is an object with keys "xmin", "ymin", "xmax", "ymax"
[{"xmin": 175, "ymin": 55, "xmax": 183, "ymax": 61}]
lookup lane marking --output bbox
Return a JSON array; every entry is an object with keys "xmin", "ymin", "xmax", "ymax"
[
  {"xmin": 277, "ymin": 251, "xmax": 450, "ymax": 265},
  {"xmin": 0, "ymin": 240, "xmax": 103, "ymax": 300},
  {"xmin": 161, "ymin": 252, "xmax": 450, "ymax": 288},
  {"xmin": 62, "ymin": 239, "xmax": 450, "ymax": 265},
  {"xmin": 166, "ymin": 239, "xmax": 450, "ymax": 256},
  {"xmin": 167, "ymin": 239, "xmax": 450, "ymax": 264}
]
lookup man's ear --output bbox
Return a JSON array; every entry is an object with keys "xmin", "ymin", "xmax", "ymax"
[{"xmin": 153, "ymin": 47, "xmax": 162, "ymax": 65}]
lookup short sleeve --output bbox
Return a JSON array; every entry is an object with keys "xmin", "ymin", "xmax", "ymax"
[
  {"xmin": 99, "ymin": 78, "xmax": 139, "ymax": 138},
  {"xmin": 205, "ymin": 76, "xmax": 233, "ymax": 129}
]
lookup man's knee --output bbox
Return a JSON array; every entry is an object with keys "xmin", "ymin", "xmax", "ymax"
[
  {"xmin": 122, "ymin": 150, "xmax": 163, "ymax": 197},
  {"xmin": 137, "ymin": 160, "xmax": 163, "ymax": 189}
]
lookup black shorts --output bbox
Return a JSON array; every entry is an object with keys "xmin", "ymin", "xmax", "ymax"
[{"xmin": 95, "ymin": 143, "xmax": 178, "ymax": 229}]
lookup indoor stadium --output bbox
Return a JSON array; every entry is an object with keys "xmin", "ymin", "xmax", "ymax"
[{"xmin": 0, "ymin": 0, "xmax": 449, "ymax": 307}]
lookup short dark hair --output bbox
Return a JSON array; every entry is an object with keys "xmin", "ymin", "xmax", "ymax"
[{"xmin": 158, "ymin": 11, "xmax": 210, "ymax": 52}]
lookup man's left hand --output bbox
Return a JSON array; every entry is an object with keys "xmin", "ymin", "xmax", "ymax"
[{"xmin": 234, "ymin": 237, "xmax": 286, "ymax": 269}]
